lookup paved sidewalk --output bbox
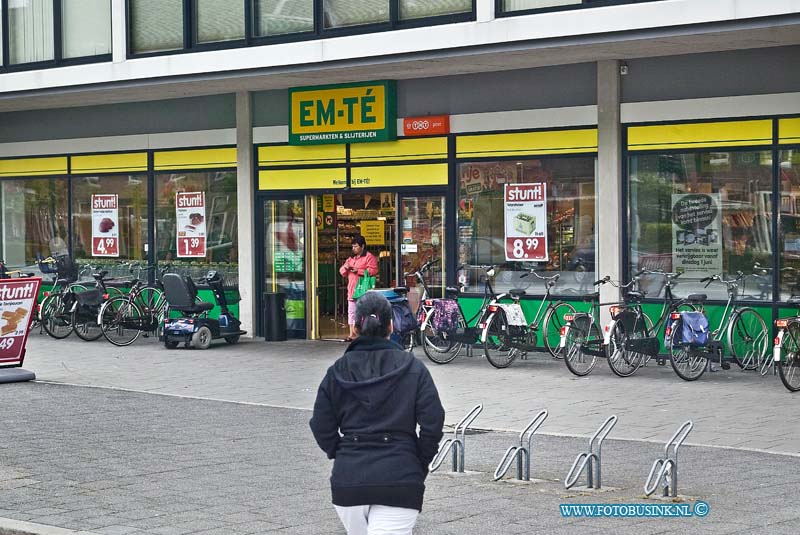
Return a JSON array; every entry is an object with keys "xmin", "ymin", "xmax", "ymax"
[
  {"xmin": 19, "ymin": 333, "xmax": 800, "ymax": 454},
  {"xmin": 2, "ymin": 382, "xmax": 800, "ymax": 535}
]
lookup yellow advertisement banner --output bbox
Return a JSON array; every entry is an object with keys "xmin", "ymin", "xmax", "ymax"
[
  {"xmin": 259, "ymin": 168, "xmax": 347, "ymax": 191},
  {"xmin": 628, "ymin": 120, "xmax": 772, "ymax": 151},
  {"xmin": 0, "ymin": 157, "xmax": 68, "ymax": 177},
  {"xmin": 71, "ymin": 153, "xmax": 148, "ymax": 174},
  {"xmin": 350, "ymin": 164, "xmax": 447, "ymax": 189},
  {"xmin": 360, "ymin": 220, "xmax": 385, "ymax": 245},
  {"xmin": 258, "ymin": 144, "xmax": 346, "ymax": 166},
  {"xmin": 350, "ymin": 137, "xmax": 448, "ymax": 163},
  {"xmin": 779, "ymin": 118, "xmax": 800, "ymax": 145},
  {"xmin": 457, "ymin": 129, "xmax": 598, "ymax": 158},
  {"xmin": 154, "ymin": 148, "xmax": 237, "ymax": 170}
]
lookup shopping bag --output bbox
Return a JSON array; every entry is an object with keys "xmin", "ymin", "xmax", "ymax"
[
  {"xmin": 680, "ymin": 311, "xmax": 709, "ymax": 346},
  {"xmin": 352, "ymin": 272, "xmax": 376, "ymax": 300}
]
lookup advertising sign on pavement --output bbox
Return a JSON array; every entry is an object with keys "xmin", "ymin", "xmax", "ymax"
[
  {"xmin": 91, "ymin": 194, "xmax": 119, "ymax": 257},
  {"xmin": 0, "ymin": 277, "xmax": 42, "ymax": 367},
  {"xmin": 176, "ymin": 192, "xmax": 207, "ymax": 258},
  {"xmin": 504, "ymin": 183, "xmax": 548, "ymax": 262}
]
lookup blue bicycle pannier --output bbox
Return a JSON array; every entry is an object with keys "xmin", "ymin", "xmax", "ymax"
[{"xmin": 680, "ymin": 312, "xmax": 709, "ymax": 346}]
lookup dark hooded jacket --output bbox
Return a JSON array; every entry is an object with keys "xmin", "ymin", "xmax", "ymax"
[{"xmin": 309, "ymin": 337, "xmax": 445, "ymax": 512}]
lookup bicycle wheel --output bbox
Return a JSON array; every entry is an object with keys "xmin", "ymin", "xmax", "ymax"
[
  {"xmin": 542, "ymin": 302, "xmax": 576, "ymax": 359},
  {"xmin": 778, "ymin": 321, "xmax": 800, "ymax": 392},
  {"xmin": 421, "ymin": 310, "xmax": 462, "ymax": 365},
  {"xmin": 563, "ymin": 314, "xmax": 599, "ymax": 376},
  {"xmin": 101, "ymin": 297, "xmax": 143, "ymax": 347},
  {"xmin": 40, "ymin": 294, "xmax": 74, "ymax": 339},
  {"xmin": 483, "ymin": 311, "xmax": 518, "ymax": 369},
  {"xmin": 728, "ymin": 308, "xmax": 769, "ymax": 371},
  {"xmin": 606, "ymin": 315, "xmax": 648, "ymax": 377},
  {"xmin": 134, "ymin": 287, "xmax": 164, "ymax": 316},
  {"xmin": 668, "ymin": 327, "xmax": 707, "ymax": 381},
  {"xmin": 72, "ymin": 306, "xmax": 103, "ymax": 341}
]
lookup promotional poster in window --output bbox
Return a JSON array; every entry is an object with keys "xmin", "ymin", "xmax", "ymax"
[
  {"xmin": 504, "ymin": 183, "xmax": 548, "ymax": 262},
  {"xmin": 671, "ymin": 193, "xmax": 722, "ymax": 276}
]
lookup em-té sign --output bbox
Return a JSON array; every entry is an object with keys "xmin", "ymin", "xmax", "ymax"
[{"xmin": 289, "ymin": 81, "xmax": 397, "ymax": 145}]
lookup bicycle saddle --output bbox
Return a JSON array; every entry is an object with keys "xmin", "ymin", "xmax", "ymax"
[
  {"xmin": 445, "ymin": 286, "xmax": 460, "ymax": 298},
  {"xmin": 581, "ymin": 292, "xmax": 600, "ymax": 302},
  {"xmin": 94, "ymin": 270, "xmax": 109, "ymax": 279},
  {"xmin": 393, "ymin": 286, "xmax": 409, "ymax": 296},
  {"xmin": 687, "ymin": 293, "xmax": 707, "ymax": 302},
  {"xmin": 509, "ymin": 288, "xmax": 527, "ymax": 299},
  {"xmin": 626, "ymin": 291, "xmax": 645, "ymax": 302}
]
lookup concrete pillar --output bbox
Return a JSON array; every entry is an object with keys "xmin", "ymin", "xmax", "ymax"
[
  {"xmin": 111, "ymin": 0, "xmax": 126, "ymax": 63},
  {"xmin": 236, "ymin": 92, "xmax": 256, "ymax": 336},
  {"xmin": 597, "ymin": 60, "xmax": 623, "ymax": 325}
]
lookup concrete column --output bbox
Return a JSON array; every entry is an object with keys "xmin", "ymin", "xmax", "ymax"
[
  {"xmin": 236, "ymin": 92, "xmax": 256, "ymax": 337},
  {"xmin": 111, "ymin": 0, "xmax": 127, "ymax": 63},
  {"xmin": 477, "ymin": 0, "xmax": 495, "ymax": 23},
  {"xmin": 597, "ymin": 60, "xmax": 622, "ymax": 325}
]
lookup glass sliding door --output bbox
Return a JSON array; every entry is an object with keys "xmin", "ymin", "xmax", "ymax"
[
  {"xmin": 263, "ymin": 198, "xmax": 307, "ymax": 338},
  {"xmin": 399, "ymin": 195, "xmax": 445, "ymax": 315}
]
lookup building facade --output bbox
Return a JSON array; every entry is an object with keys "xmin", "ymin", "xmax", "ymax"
[{"xmin": 1, "ymin": 0, "xmax": 799, "ymax": 339}]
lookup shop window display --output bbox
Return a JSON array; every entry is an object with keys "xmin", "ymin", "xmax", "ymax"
[
  {"xmin": 779, "ymin": 150, "xmax": 800, "ymax": 301},
  {"xmin": 457, "ymin": 157, "xmax": 596, "ymax": 295},
  {"xmin": 0, "ymin": 178, "xmax": 68, "ymax": 267},
  {"xmin": 156, "ymin": 171, "xmax": 238, "ymax": 285},
  {"xmin": 629, "ymin": 150, "xmax": 773, "ymax": 300}
]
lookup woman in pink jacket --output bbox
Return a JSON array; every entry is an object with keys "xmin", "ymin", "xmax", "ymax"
[{"xmin": 340, "ymin": 235, "xmax": 379, "ymax": 341}]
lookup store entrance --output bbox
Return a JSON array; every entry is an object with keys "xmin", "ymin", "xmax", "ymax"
[{"xmin": 316, "ymin": 192, "xmax": 398, "ymax": 340}]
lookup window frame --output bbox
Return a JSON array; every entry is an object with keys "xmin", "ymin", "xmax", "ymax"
[
  {"xmin": 495, "ymin": 0, "xmax": 664, "ymax": 19},
  {"xmin": 0, "ymin": 0, "xmax": 112, "ymax": 73},
  {"xmin": 127, "ymin": 0, "xmax": 475, "ymax": 59}
]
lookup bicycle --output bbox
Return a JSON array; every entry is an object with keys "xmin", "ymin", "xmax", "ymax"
[
  {"xmin": 773, "ymin": 316, "xmax": 800, "ymax": 392},
  {"xmin": 70, "ymin": 268, "xmax": 118, "ymax": 341},
  {"xmin": 560, "ymin": 276, "xmax": 615, "ymax": 376},
  {"xmin": 480, "ymin": 271, "xmax": 576, "ymax": 368},
  {"xmin": 667, "ymin": 272, "xmax": 769, "ymax": 381},
  {"xmin": 399, "ymin": 258, "xmax": 443, "ymax": 352},
  {"xmin": 99, "ymin": 263, "xmax": 171, "ymax": 346},
  {"xmin": 37, "ymin": 255, "xmax": 89, "ymax": 339},
  {"xmin": 419, "ymin": 265, "xmax": 499, "ymax": 365},
  {"xmin": 603, "ymin": 270, "xmax": 702, "ymax": 378}
]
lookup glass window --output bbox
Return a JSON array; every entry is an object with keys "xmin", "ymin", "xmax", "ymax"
[
  {"xmin": 457, "ymin": 157, "xmax": 596, "ymax": 294},
  {"xmin": 130, "ymin": 0, "xmax": 184, "ymax": 54},
  {"xmin": 156, "ymin": 171, "xmax": 238, "ymax": 280},
  {"xmin": 0, "ymin": 178, "xmax": 68, "ymax": 267},
  {"xmin": 8, "ymin": 0, "xmax": 55, "ymax": 64},
  {"xmin": 254, "ymin": 0, "xmax": 314, "ymax": 37},
  {"xmin": 61, "ymin": 0, "xmax": 112, "ymax": 58},
  {"xmin": 195, "ymin": 0, "xmax": 245, "ymax": 44},
  {"xmin": 501, "ymin": 0, "xmax": 581, "ymax": 12},
  {"xmin": 323, "ymin": 0, "xmax": 389, "ymax": 29},
  {"xmin": 264, "ymin": 198, "xmax": 306, "ymax": 337},
  {"xmin": 399, "ymin": 0, "xmax": 471, "ymax": 20},
  {"xmin": 71, "ymin": 175, "xmax": 149, "ymax": 266},
  {"xmin": 780, "ymin": 149, "xmax": 800, "ymax": 301},
  {"xmin": 629, "ymin": 151, "xmax": 773, "ymax": 300},
  {"xmin": 1, "ymin": 1, "xmax": 4, "ymax": 67}
]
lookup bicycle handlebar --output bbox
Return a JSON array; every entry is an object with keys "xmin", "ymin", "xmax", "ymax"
[{"xmin": 593, "ymin": 276, "xmax": 611, "ymax": 286}]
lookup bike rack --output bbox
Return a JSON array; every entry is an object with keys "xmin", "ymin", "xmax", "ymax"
[
  {"xmin": 493, "ymin": 410, "xmax": 548, "ymax": 481},
  {"xmin": 429, "ymin": 404, "xmax": 483, "ymax": 473},
  {"xmin": 564, "ymin": 415, "xmax": 617, "ymax": 490},
  {"xmin": 644, "ymin": 420, "xmax": 693, "ymax": 498}
]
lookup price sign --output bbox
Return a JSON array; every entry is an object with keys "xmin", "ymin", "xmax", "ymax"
[
  {"xmin": 91, "ymin": 194, "xmax": 119, "ymax": 257},
  {"xmin": 504, "ymin": 183, "xmax": 548, "ymax": 262},
  {"xmin": 0, "ymin": 277, "xmax": 42, "ymax": 367},
  {"xmin": 176, "ymin": 192, "xmax": 207, "ymax": 258}
]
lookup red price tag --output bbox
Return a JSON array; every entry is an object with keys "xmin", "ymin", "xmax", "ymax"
[
  {"xmin": 92, "ymin": 237, "xmax": 119, "ymax": 257},
  {"xmin": 505, "ymin": 237, "xmax": 546, "ymax": 261},
  {"xmin": 179, "ymin": 237, "xmax": 206, "ymax": 257}
]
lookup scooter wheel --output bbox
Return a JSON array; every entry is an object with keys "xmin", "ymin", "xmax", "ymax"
[
  {"xmin": 164, "ymin": 340, "xmax": 179, "ymax": 350},
  {"xmin": 192, "ymin": 326, "xmax": 212, "ymax": 349},
  {"xmin": 224, "ymin": 335, "xmax": 240, "ymax": 345}
]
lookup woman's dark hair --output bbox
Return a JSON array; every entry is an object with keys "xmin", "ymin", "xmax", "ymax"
[
  {"xmin": 355, "ymin": 292, "xmax": 392, "ymax": 338},
  {"xmin": 351, "ymin": 234, "xmax": 367, "ymax": 248}
]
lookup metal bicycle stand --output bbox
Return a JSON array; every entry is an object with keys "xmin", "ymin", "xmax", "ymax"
[
  {"xmin": 429, "ymin": 404, "xmax": 483, "ymax": 473},
  {"xmin": 493, "ymin": 410, "xmax": 548, "ymax": 482},
  {"xmin": 644, "ymin": 420, "xmax": 693, "ymax": 498},
  {"xmin": 564, "ymin": 415, "xmax": 618, "ymax": 490}
]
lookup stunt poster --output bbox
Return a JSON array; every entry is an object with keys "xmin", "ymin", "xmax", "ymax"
[
  {"xmin": 176, "ymin": 192, "xmax": 207, "ymax": 258},
  {"xmin": 91, "ymin": 194, "xmax": 119, "ymax": 257},
  {"xmin": 0, "ymin": 277, "xmax": 42, "ymax": 367},
  {"xmin": 504, "ymin": 183, "xmax": 548, "ymax": 262}
]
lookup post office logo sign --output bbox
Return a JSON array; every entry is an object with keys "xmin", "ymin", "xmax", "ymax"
[{"xmin": 289, "ymin": 81, "xmax": 397, "ymax": 145}]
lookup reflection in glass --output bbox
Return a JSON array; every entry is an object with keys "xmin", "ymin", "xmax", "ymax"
[
  {"xmin": 399, "ymin": 0, "xmax": 472, "ymax": 20},
  {"xmin": 254, "ymin": 0, "xmax": 314, "ymax": 37},
  {"xmin": 629, "ymin": 151, "xmax": 773, "ymax": 300},
  {"xmin": 401, "ymin": 196, "xmax": 445, "ymax": 313},
  {"xmin": 130, "ymin": 0, "xmax": 184, "ymax": 54},
  {"xmin": 196, "ymin": 0, "xmax": 245, "ymax": 43},
  {"xmin": 780, "ymin": 150, "xmax": 800, "ymax": 302},
  {"xmin": 8, "ymin": 0, "xmax": 55, "ymax": 64},
  {"xmin": 0, "ymin": 178, "xmax": 68, "ymax": 266},
  {"xmin": 324, "ymin": 0, "xmax": 390, "ymax": 29},
  {"xmin": 62, "ymin": 0, "xmax": 111, "ymax": 58},
  {"xmin": 264, "ymin": 199, "xmax": 306, "ymax": 337},
  {"xmin": 457, "ymin": 158, "xmax": 596, "ymax": 295}
]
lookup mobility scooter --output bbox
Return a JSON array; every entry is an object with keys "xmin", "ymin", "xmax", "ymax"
[{"xmin": 161, "ymin": 270, "xmax": 246, "ymax": 349}]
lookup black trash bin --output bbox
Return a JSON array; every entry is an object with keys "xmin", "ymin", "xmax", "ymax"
[{"xmin": 263, "ymin": 292, "xmax": 287, "ymax": 342}]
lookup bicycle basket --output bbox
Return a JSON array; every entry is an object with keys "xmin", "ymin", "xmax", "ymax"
[
  {"xmin": 76, "ymin": 289, "xmax": 104, "ymax": 307},
  {"xmin": 680, "ymin": 311, "xmax": 709, "ymax": 347},
  {"xmin": 56, "ymin": 255, "xmax": 78, "ymax": 281},
  {"xmin": 432, "ymin": 299, "xmax": 460, "ymax": 333}
]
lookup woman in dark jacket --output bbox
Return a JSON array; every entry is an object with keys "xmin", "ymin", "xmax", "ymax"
[{"xmin": 310, "ymin": 292, "xmax": 445, "ymax": 534}]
